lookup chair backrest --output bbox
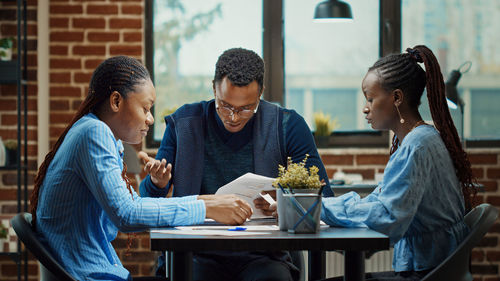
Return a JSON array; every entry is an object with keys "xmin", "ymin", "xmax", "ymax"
[
  {"xmin": 422, "ymin": 203, "xmax": 499, "ymax": 281},
  {"xmin": 289, "ymin": 250, "xmax": 306, "ymax": 281},
  {"xmin": 11, "ymin": 213, "xmax": 77, "ymax": 281}
]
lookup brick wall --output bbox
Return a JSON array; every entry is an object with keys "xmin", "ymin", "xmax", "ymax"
[{"xmin": 1, "ymin": 1, "xmax": 499, "ymax": 280}]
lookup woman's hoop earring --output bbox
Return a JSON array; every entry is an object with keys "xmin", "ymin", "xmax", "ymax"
[{"xmin": 395, "ymin": 105, "xmax": 405, "ymax": 124}]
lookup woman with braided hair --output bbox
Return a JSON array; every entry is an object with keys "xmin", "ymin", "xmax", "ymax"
[
  {"xmin": 30, "ymin": 56, "xmax": 252, "ymax": 281},
  {"xmin": 321, "ymin": 45, "xmax": 477, "ymax": 281}
]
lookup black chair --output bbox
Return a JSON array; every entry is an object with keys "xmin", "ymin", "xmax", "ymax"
[
  {"xmin": 11, "ymin": 213, "xmax": 77, "ymax": 281},
  {"xmin": 422, "ymin": 203, "xmax": 499, "ymax": 281}
]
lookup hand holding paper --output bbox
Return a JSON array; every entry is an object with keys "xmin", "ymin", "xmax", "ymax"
[{"xmin": 215, "ymin": 173, "xmax": 276, "ymax": 219}]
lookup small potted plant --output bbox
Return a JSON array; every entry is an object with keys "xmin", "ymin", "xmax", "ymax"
[
  {"xmin": 313, "ymin": 111, "xmax": 339, "ymax": 148},
  {"xmin": 273, "ymin": 155, "xmax": 325, "ymax": 233},
  {"xmin": 4, "ymin": 140, "xmax": 17, "ymax": 166},
  {"xmin": 0, "ymin": 37, "xmax": 15, "ymax": 61}
]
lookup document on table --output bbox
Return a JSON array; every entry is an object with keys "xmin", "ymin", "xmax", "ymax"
[
  {"xmin": 151, "ymin": 225, "xmax": 277, "ymax": 236},
  {"xmin": 215, "ymin": 172, "xmax": 275, "ymax": 219}
]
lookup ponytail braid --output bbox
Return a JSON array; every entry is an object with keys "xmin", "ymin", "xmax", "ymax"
[
  {"xmin": 30, "ymin": 56, "xmax": 151, "ymax": 228},
  {"xmin": 412, "ymin": 45, "xmax": 476, "ymax": 211}
]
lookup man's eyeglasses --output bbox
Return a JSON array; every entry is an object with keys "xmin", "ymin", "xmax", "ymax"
[{"xmin": 215, "ymin": 98, "xmax": 259, "ymax": 119}]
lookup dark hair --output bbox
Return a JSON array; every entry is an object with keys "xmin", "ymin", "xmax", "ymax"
[
  {"xmin": 30, "ymin": 56, "xmax": 151, "ymax": 228},
  {"xmin": 213, "ymin": 48, "xmax": 265, "ymax": 92},
  {"xmin": 369, "ymin": 45, "xmax": 477, "ymax": 211}
]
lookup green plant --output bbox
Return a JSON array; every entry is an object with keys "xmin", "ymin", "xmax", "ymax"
[
  {"xmin": 273, "ymin": 154, "xmax": 324, "ymax": 190},
  {"xmin": 0, "ymin": 37, "xmax": 14, "ymax": 49},
  {"xmin": 0, "ymin": 222, "xmax": 8, "ymax": 239},
  {"xmin": 313, "ymin": 111, "xmax": 339, "ymax": 136}
]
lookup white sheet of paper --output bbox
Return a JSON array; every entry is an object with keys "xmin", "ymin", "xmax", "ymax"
[
  {"xmin": 215, "ymin": 172, "xmax": 275, "ymax": 219},
  {"xmin": 151, "ymin": 227, "xmax": 273, "ymax": 236}
]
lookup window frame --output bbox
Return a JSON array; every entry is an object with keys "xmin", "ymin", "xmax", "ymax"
[{"xmin": 145, "ymin": 0, "xmax": 399, "ymax": 149}]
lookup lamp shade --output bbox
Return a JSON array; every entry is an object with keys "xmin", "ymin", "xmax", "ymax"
[{"xmin": 314, "ymin": 0, "xmax": 353, "ymax": 20}]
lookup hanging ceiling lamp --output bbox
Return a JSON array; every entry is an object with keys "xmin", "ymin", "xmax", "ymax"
[{"xmin": 314, "ymin": 0, "xmax": 353, "ymax": 22}]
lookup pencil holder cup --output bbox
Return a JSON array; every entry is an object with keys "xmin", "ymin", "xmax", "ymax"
[{"xmin": 277, "ymin": 189, "xmax": 322, "ymax": 234}]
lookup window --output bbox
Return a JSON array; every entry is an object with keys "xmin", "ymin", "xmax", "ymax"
[
  {"xmin": 147, "ymin": 0, "xmax": 262, "ymax": 144},
  {"xmin": 284, "ymin": 0, "xmax": 379, "ymax": 132},
  {"xmin": 146, "ymin": 1, "xmax": 401, "ymax": 148},
  {"xmin": 402, "ymin": 0, "xmax": 500, "ymax": 141}
]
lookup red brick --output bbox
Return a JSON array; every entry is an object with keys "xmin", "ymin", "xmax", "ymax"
[
  {"xmin": 50, "ymin": 4, "xmax": 83, "ymax": 14},
  {"xmin": 88, "ymin": 31, "xmax": 120, "ymax": 42},
  {"xmin": 123, "ymin": 31, "xmax": 142, "ymax": 42},
  {"xmin": 0, "ymin": 9, "xmax": 16, "ymax": 21},
  {"xmin": 73, "ymin": 45, "xmax": 106, "ymax": 56},
  {"xmin": 27, "ymin": 69, "xmax": 37, "ymax": 81},
  {"xmin": 72, "ymin": 99, "xmax": 82, "ymax": 110},
  {"xmin": 490, "ymin": 222, "xmax": 500, "ymax": 234},
  {"xmin": 121, "ymin": 251, "xmax": 156, "ymax": 262},
  {"xmin": 479, "ymin": 180, "xmax": 498, "ymax": 192},
  {"xmin": 486, "ymin": 250, "xmax": 500, "ymax": 261},
  {"xmin": 26, "ymin": 23, "xmax": 37, "ymax": 36},
  {"xmin": 0, "ymin": 263, "xmax": 38, "ymax": 277},
  {"xmin": 2, "ymin": 114, "xmax": 37, "ymax": 126},
  {"xmin": 0, "ymin": 23, "xmax": 17, "ymax": 36},
  {"xmin": 50, "ymin": 31, "xmax": 84, "ymax": 42},
  {"xmin": 320, "ymin": 154, "xmax": 353, "ymax": 165},
  {"xmin": 50, "ymin": 86, "xmax": 82, "ymax": 97},
  {"xmin": 50, "ymin": 100, "xmax": 70, "ymax": 111},
  {"xmin": 50, "ymin": 45, "xmax": 69, "ymax": 55},
  {"xmin": 469, "ymin": 153, "xmax": 498, "ymax": 165},
  {"xmin": 50, "ymin": 17, "xmax": 69, "ymax": 28},
  {"xmin": 50, "ymin": 72, "xmax": 71, "ymax": 83},
  {"xmin": 109, "ymin": 45, "xmax": 142, "ymax": 56},
  {"xmin": 51, "ymin": 58, "xmax": 81, "ymax": 69},
  {"xmin": 0, "ymin": 99, "xmax": 17, "ymax": 111},
  {"xmin": 27, "ymin": 53, "xmax": 38, "ymax": 67},
  {"xmin": 471, "ymin": 264, "xmax": 498, "ymax": 275},
  {"xmin": 50, "ymin": 126, "xmax": 66, "ymax": 137},
  {"xmin": 472, "ymin": 167, "xmax": 485, "ymax": 179},
  {"xmin": 109, "ymin": 18, "xmax": 142, "ymax": 29},
  {"xmin": 342, "ymin": 169, "xmax": 375, "ymax": 180},
  {"xmin": 471, "ymin": 249, "xmax": 485, "ymax": 261},
  {"xmin": 356, "ymin": 154, "xmax": 389, "ymax": 165},
  {"xmin": 50, "ymin": 113, "xmax": 76, "ymax": 123},
  {"xmin": 84, "ymin": 59, "xmax": 104, "ymax": 70},
  {"xmin": 73, "ymin": 18, "xmax": 106, "ymax": 29},
  {"xmin": 87, "ymin": 4, "xmax": 119, "ymax": 15},
  {"xmin": 325, "ymin": 168, "xmax": 338, "ymax": 179},
  {"xmin": 123, "ymin": 264, "xmax": 139, "ymax": 275},
  {"xmin": 486, "ymin": 196, "xmax": 500, "ymax": 206},
  {"xmin": 122, "ymin": 4, "xmax": 143, "ymax": 15},
  {"xmin": 486, "ymin": 168, "xmax": 500, "ymax": 179},
  {"xmin": 74, "ymin": 72, "xmax": 93, "ymax": 83}
]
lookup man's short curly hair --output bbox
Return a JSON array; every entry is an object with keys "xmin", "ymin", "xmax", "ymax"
[{"xmin": 213, "ymin": 48, "xmax": 265, "ymax": 92}]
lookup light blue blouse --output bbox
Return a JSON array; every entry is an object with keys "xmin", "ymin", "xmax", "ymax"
[
  {"xmin": 36, "ymin": 113, "xmax": 206, "ymax": 281},
  {"xmin": 321, "ymin": 125, "xmax": 469, "ymax": 272}
]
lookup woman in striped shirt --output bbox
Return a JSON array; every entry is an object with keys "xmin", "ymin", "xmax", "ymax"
[{"xmin": 29, "ymin": 56, "xmax": 252, "ymax": 281}]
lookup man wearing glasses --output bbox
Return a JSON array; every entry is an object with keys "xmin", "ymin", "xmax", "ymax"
[{"xmin": 140, "ymin": 48, "xmax": 332, "ymax": 281}]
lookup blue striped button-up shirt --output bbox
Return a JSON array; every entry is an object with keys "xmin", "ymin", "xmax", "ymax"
[{"xmin": 36, "ymin": 113, "xmax": 205, "ymax": 280}]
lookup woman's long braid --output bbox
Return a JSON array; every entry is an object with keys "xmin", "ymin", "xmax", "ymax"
[
  {"xmin": 413, "ymin": 45, "xmax": 476, "ymax": 211},
  {"xmin": 369, "ymin": 46, "xmax": 476, "ymax": 211},
  {"xmin": 30, "ymin": 56, "xmax": 150, "ymax": 229}
]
